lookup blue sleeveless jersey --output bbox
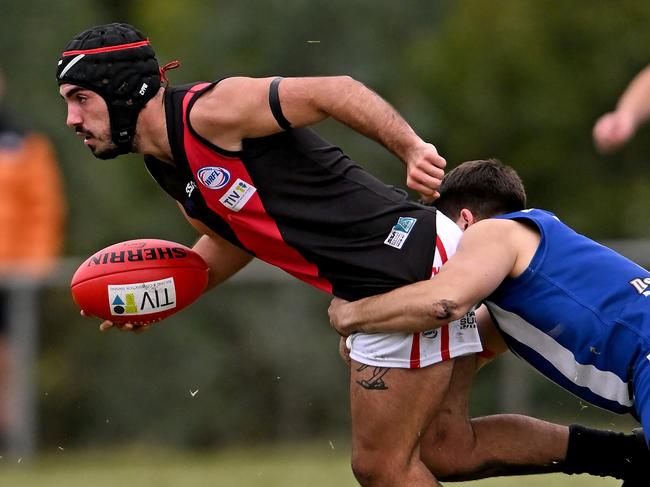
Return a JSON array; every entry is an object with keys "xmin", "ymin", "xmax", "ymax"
[{"xmin": 485, "ymin": 209, "xmax": 650, "ymax": 415}]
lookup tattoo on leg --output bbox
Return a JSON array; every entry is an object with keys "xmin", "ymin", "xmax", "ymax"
[{"xmin": 355, "ymin": 364, "xmax": 389, "ymax": 390}]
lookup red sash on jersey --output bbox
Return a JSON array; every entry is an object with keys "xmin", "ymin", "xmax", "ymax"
[{"xmin": 180, "ymin": 84, "xmax": 333, "ymax": 294}]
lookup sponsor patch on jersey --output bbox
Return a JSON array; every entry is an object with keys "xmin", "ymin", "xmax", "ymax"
[
  {"xmin": 219, "ymin": 178, "xmax": 257, "ymax": 212},
  {"xmin": 197, "ymin": 167, "xmax": 231, "ymax": 189},
  {"xmin": 384, "ymin": 216, "xmax": 417, "ymax": 249},
  {"xmin": 108, "ymin": 277, "xmax": 177, "ymax": 316}
]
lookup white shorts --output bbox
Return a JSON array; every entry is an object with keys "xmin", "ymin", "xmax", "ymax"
[{"xmin": 347, "ymin": 211, "xmax": 483, "ymax": 368}]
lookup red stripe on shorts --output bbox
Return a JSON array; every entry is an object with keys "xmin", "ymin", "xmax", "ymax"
[
  {"xmin": 411, "ymin": 234, "xmax": 452, "ymax": 368},
  {"xmin": 409, "ymin": 332, "xmax": 421, "ymax": 369},
  {"xmin": 435, "ymin": 234, "xmax": 451, "ymax": 361},
  {"xmin": 440, "ymin": 324, "xmax": 451, "ymax": 361}
]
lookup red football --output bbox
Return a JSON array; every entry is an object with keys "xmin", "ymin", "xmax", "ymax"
[{"xmin": 71, "ymin": 239, "xmax": 209, "ymax": 324}]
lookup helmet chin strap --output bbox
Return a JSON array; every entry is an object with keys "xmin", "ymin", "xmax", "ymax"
[
  {"xmin": 107, "ymin": 90, "xmax": 151, "ymax": 154},
  {"xmin": 111, "ymin": 122, "xmax": 136, "ymax": 154}
]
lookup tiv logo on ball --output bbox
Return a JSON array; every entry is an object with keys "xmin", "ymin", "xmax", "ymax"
[{"xmin": 108, "ymin": 277, "xmax": 177, "ymax": 316}]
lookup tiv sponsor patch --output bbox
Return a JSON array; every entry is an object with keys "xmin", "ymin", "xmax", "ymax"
[
  {"xmin": 108, "ymin": 277, "xmax": 177, "ymax": 316},
  {"xmin": 384, "ymin": 216, "xmax": 417, "ymax": 249},
  {"xmin": 219, "ymin": 178, "xmax": 257, "ymax": 212}
]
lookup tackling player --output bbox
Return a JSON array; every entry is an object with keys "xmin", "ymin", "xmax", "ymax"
[{"xmin": 330, "ymin": 159, "xmax": 650, "ymax": 486}]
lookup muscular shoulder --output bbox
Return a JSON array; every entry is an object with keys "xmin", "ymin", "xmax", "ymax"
[
  {"xmin": 466, "ymin": 218, "xmax": 521, "ymax": 240},
  {"xmin": 470, "ymin": 217, "xmax": 539, "ymax": 238},
  {"xmin": 189, "ymin": 77, "xmax": 279, "ymax": 150},
  {"xmin": 463, "ymin": 218, "xmax": 540, "ymax": 278},
  {"xmin": 189, "ymin": 78, "xmax": 252, "ymax": 129}
]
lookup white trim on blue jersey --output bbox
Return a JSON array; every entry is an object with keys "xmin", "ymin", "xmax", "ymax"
[{"xmin": 489, "ymin": 302, "xmax": 633, "ymax": 408}]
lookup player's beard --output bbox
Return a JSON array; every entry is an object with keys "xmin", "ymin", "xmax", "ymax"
[
  {"xmin": 84, "ymin": 127, "xmax": 121, "ymax": 160},
  {"xmin": 91, "ymin": 142, "xmax": 121, "ymax": 160}
]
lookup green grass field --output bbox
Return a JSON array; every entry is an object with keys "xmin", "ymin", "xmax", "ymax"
[{"xmin": 0, "ymin": 443, "xmax": 621, "ymax": 487}]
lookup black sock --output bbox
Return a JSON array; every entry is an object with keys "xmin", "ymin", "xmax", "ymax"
[{"xmin": 562, "ymin": 424, "xmax": 644, "ymax": 479}]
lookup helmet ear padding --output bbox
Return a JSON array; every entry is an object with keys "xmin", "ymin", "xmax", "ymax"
[{"xmin": 56, "ymin": 23, "xmax": 161, "ymax": 153}]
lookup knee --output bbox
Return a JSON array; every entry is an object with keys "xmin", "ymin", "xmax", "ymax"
[
  {"xmin": 350, "ymin": 448, "xmax": 407, "ymax": 487},
  {"xmin": 351, "ymin": 450, "xmax": 387, "ymax": 486}
]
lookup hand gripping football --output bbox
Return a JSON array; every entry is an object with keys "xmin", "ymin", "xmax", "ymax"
[{"xmin": 71, "ymin": 239, "xmax": 209, "ymax": 324}]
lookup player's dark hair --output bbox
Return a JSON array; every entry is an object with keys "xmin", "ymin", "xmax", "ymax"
[{"xmin": 434, "ymin": 159, "xmax": 526, "ymax": 221}]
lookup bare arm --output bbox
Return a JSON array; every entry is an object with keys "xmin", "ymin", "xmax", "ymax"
[
  {"xmin": 278, "ymin": 77, "xmax": 432, "ymax": 170},
  {"xmin": 193, "ymin": 76, "xmax": 445, "ymax": 199},
  {"xmin": 179, "ymin": 204, "xmax": 254, "ymax": 290},
  {"xmin": 593, "ymin": 64, "xmax": 650, "ymax": 153},
  {"xmin": 192, "ymin": 233, "xmax": 253, "ymax": 291},
  {"xmin": 328, "ymin": 219, "xmax": 525, "ymax": 336}
]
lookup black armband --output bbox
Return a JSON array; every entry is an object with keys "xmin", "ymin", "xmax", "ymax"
[{"xmin": 269, "ymin": 77, "xmax": 292, "ymax": 130}]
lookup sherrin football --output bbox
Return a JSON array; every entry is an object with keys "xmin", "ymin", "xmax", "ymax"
[{"xmin": 71, "ymin": 239, "xmax": 209, "ymax": 324}]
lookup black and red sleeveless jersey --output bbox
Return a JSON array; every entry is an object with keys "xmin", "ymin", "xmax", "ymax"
[{"xmin": 144, "ymin": 82, "xmax": 439, "ymax": 300}]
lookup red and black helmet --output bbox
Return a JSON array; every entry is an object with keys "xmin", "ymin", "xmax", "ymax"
[{"xmin": 56, "ymin": 23, "xmax": 161, "ymax": 153}]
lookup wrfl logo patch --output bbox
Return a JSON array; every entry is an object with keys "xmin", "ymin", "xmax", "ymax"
[{"xmin": 197, "ymin": 167, "xmax": 231, "ymax": 190}]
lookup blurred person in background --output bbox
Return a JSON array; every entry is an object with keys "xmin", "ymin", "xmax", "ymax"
[
  {"xmin": 56, "ymin": 23, "xmax": 645, "ymax": 486},
  {"xmin": 0, "ymin": 68, "xmax": 66, "ymax": 448},
  {"xmin": 593, "ymin": 64, "xmax": 650, "ymax": 153}
]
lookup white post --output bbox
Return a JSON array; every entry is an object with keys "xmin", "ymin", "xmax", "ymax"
[{"xmin": 5, "ymin": 278, "xmax": 39, "ymax": 459}]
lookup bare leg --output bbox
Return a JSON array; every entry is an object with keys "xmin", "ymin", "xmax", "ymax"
[
  {"xmin": 417, "ymin": 308, "xmax": 646, "ymax": 481},
  {"xmin": 421, "ymin": 353, "xmax": 569, "ymax": 480},
  {"xmin": 349, "ymin": 358, "xmax": 455, "ymax": 486}
]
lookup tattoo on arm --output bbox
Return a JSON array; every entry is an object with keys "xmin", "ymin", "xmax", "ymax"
[
  {"xmin": 355, "ymin": 364, "xmax": 390, "ymax": 390},
  {"xmin": 429, "ymin": 299, "xmax": 458, "ymax": 321}
]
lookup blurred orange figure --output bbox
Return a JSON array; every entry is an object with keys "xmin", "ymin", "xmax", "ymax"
[
  {"xmin": 0, "ymin": 70, "xmax": 65, "ymax": 446},
  {"xmin": 0, "ymin": 133, "xmax": 65, "ymax": 272}
]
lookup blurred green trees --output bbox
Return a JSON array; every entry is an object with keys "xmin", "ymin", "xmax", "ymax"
[
  {"xmin": 1, "ymin": 0, "xmax": 649, "ymax": 450},
  {"xmin": 404, "ymin": 0, "xmax": 650, "ymax": 236}
]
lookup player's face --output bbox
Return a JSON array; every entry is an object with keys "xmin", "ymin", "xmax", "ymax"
[{"xmin": 59, "ymin": 84, "xmax": 120, "ymax": 160}]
